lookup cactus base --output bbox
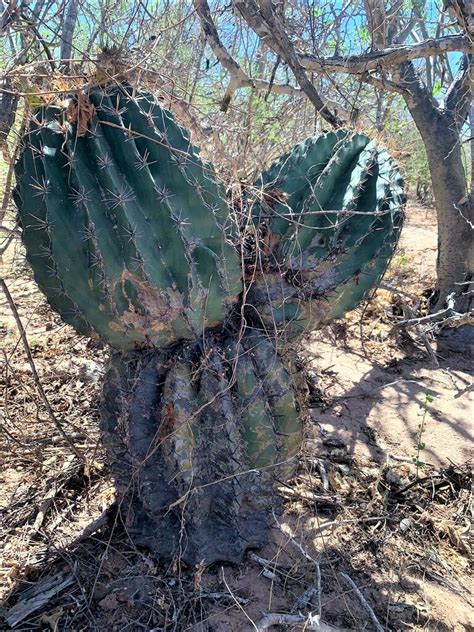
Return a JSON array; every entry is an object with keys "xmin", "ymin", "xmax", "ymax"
[{"xmin": 100, "ymin": 330, "xmax": 303, "ymax": 565}]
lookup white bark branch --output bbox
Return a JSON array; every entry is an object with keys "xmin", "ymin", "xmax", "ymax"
[{"xmin": 300, "ymin": 35, "xmax": 472, "ymax": 74}]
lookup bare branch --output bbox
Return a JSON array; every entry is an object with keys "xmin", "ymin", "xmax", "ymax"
[
  {"xmin": 193, "ymin": 0, "xmax": 306, "ymax": 112},
  {"xmin": 60, "ymin": 0, "xmax": 78, "ymax": 71},
  {"xmin": 0, "ymin": 279, "xmax": 85, "ymax": 462},
  {"xmin": 340, "ymin": 573, "xmax": 384, "ymax": 632},
  {"xmin": 233, "ymin": 0, "xmax": 343, "ymax": 127},
  {"xmin": 444, "ymin": 54, "xmax": 473, "ymax": 127},
  {"xmin": 442, "ymin": 0, "xmax": 474, "ymax": 38},
  {"xmin": 360, "ymin": 71, "xmax": 411, "ymax": 96},
  {"xmin": 363, "ymin": 0, "xmax": 387, "ymax": 49},
  {"xmin": 300, "ymin": 35, "xmax": 472, "ymax": 75}
]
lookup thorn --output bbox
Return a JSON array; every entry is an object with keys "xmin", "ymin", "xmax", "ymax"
[
  {"xmin": 129, "ymin": 255, "xmax": 145, "ymax": 274},
  {"xmin": 29, "ymin": 176, "xmax": 50, "ymax": 199},
  {"xmin": 170, "ymin": 209, "xmax": 190, "ymax": 232},
  {"xmin": 27, "ymin": 213, "xmax": 53, "ymax": 231},
  {"xmin": 134, "ymin": 148, "xmax": 156, "ymax": 171},
  {"xmin": 89, "ymin": 253, "xmax": 102, "ymax": 269},
  {"xmin": 170, "ymin": 153, "xmax": 188, "ymax": 168},
  {"xmin": 154, "ymin": 185, "xmax": 174, "ymax": 203},
  {"xmin": 63, "ymin": 151, "xmax": 77, "ymax": 169},
  {"xmin": 86, "ymin": 122, "xmax": 102, "ymax": 139},
  {"xmin": 193, "ymin": 180, "xmax": 206, "ymax": 196},
  {"xmin": 69, "ymin": 186, "xmax": 91, "ymax": 208},
  {"xmin": 122, "ymin": 224, "xmax": 141, "ymax": 243},
  {"xmin": 36, "ymin": 244, "xmax": 53, "ymax": 259},
  {"xmin": 69, "ymin": 304, "xmax": 85, "ymax": 320},
  {"xmin": 98, "ymin": 102, "xmax": 127, "ymax": 117},
  {"xmin": 81, "ymin": 222, "xmax": 97, "ymax": 242},
  {"xmin": 46, "ymin": 263, "xmax": 60, "ymax": 278},
  {"xmin": 104, "ymin": 183, "xmax": 136, "ymax": 209},
  {"xmin": 97, "ymin": 153, "xmax": 114, "ymax": 169}
]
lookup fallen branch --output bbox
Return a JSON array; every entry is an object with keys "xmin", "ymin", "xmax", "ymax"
[
  {"xmin": 340, "ymin": 572, "xmax": 384, "ymax": 632},
  {"xmin": 273, "ymin": 511, "xmax": 322, "ymax": 622},
  {"xmin": 201, "ymin": 591, "xmax": 249, "ymax": 605},
  {"xmin": 394, "ymin": 292, "xmax": 472, "ymax": 330},
  {"xmin": 382, "ymin": 282, "xmax": 438, "ymax": 364},
  {"xmin": 254, "ymin": 612, "xmax": 350, "ymax": 631},
  {"xmin": 5, "ymin": 573, "xmax": 75, "ymax": 627},
  {"xmin": 31, "ymin": 454, "xmax": 76, "ymax": 533}
]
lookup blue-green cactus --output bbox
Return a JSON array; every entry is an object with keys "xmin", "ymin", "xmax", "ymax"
[
  {"xmin": 248, "ymin": 131, "xmax": 405, "ymax": 337},
  {"xmin": 14, "ymin": 83, "xmax": 242, "ymax": 351}
]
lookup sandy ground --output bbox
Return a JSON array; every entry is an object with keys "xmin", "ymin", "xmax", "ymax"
[
  {"xmin": 0, "ymin": 202, "xmax": 472, "ymax": 631},
  {"xmin": 308, "ymin": 206, "xmax": 472, "ymax": 468}
]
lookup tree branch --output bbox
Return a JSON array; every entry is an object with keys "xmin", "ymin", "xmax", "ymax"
[
  {"xmin": 0, "ymin": 278, "xmax": 85, "ymax": 462},
  {"xmin": 442, "ymin": 0, "xmax": 474, "ymax": 38},
  {"xmin": 444, "ymin": 53, "xmax": 473, "ymax": 127},
  {"xmin": 360, "ymin": 71, "xmax": 411, "ymax": 96},
  {"xmin": 300, "ymin": 35, "xmax": 472, "ymax": 75},
  {"xmin": 59, "ymin": 0, "xmax": 78, "ymax": 71},
  {"xmin": 233, "ymin": 0, "xmax": 343, "ymax": 127},
  {"xmin": 195, "ymin": 0, "xmax": 347, "ymax": 117}
]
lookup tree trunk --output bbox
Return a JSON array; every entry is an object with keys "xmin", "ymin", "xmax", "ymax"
[
  {"xmin": 407, "ymin": 106, "xmax": 473, "ymax": 313},
  {"xmin": 406, "ymin": 101, "xmax": 473, "ymax": 353}
]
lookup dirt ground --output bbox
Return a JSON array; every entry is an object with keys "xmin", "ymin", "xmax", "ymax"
[{"xmin": 0, "ymin": 202, "xmax": 472, "ymax": 631}]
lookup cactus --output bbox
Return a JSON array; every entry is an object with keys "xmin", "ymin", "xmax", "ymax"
[
  {"xmin": 101, "ymin": 328, "xmax": 303, "ymax": 565},
  {"xmin": 14, "ymin": 81, "xmax": 405, "ymax": 565},
  {"xmin": 13, "ymin": 83, "xmax": 242, "ymax": 351},
  {"xmin": 247, "ymin": 131, "xmax": 405, "ymax": 337}
]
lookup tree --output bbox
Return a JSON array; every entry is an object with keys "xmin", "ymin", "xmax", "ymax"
[{"xmin": 194, "ymin": 0, "xmax": 473, "ymax": 326}]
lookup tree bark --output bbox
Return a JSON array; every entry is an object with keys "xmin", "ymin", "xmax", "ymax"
[
  {"xmin": 60, "ymin": 0, "xmax": 78, "ymax": 71},
  {"xmin": 425, "ymin": 123, "xmax": 473, "ymax": 312},
  {"xmin": 402, "ymin": 78, "xmax": 473, "ymax": 314},
  {"xmin": 404, "ymin": 89, "xmax": 473, "ymax": 352}
]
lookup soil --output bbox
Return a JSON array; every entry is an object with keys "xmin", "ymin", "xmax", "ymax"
[{"xmin": 0, "ymin": 202, "xmax": 472, "ymax": 631}]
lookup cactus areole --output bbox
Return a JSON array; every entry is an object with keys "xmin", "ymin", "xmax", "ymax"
[{"xmin": 14, "ymin": 81, "xmax": 405, "ymax": 565}]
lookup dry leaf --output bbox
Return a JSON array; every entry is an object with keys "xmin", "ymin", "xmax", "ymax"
[
  {"xmin": 40, "ymin": 607, "xmax": 63, "ymax": 631},
  {"xmin": 67, "ymin": 92, "xmax": 95, "ymax": 137}
]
